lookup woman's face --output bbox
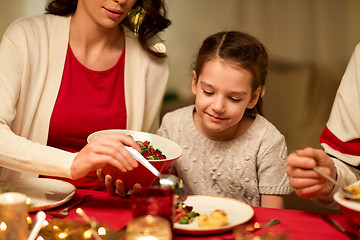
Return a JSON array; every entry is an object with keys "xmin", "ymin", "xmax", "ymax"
[
  {"xmin": 192, "ymin": 58, "xmax": 261, "ymax": 140},
  {"xmin": 77, "ymin": 0, "xmax": 137, "ymax": 29}
]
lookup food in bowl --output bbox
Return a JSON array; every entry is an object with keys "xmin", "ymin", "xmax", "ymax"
[
  {"xmin": 87, "ymin": 129, "xmax": 182, "ymax": 189},
  {"xmin": 136, "ymin": 140, "xmax": 166, "ymax": 160},
  {"xmin": 334, "ymin": 181, "xmax": 360, "ymax": 226}
]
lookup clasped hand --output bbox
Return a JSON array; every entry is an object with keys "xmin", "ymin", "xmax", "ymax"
[
  {"xmin": 70, "ymin": 132, "xmax": 142, "ymax": 196},
  {"xmin": 286, "ymin": 147, "xmax": 337, "ymax": 199}
]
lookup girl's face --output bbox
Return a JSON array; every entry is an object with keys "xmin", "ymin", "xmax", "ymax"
[
  {"xmin": 77, "ymin": 0, "xmax": 137, "ymax": 29},
  {"xmin": 192, "ymin": 58, "xmax": 261, "ymax": 140}
]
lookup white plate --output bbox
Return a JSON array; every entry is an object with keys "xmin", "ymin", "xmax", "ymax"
[
  {"xmin": 174, "ymin": 195, "xmax": 254, "ymax": 235},
  {"xmin": 0, "ymin": 178, "xmax": 76, "ymax": 212},
  {"xmin": 334, "ymin": 180, "xmax": 360, "ymax": 211}
]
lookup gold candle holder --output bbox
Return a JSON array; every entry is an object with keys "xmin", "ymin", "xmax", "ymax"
[
  {"xmin": 0, "ymin": 192, "xmax": 29, "ymax": 240},
  {"xmin": 126, "ymin": 215, "xmax": 172, "ymax": 240}
]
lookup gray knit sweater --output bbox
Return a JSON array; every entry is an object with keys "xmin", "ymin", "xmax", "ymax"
[{"xmin": 157, "ymin": 105, "xmax": 292, "ymax": 206}]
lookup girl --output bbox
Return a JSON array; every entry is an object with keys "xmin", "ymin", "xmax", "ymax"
[
  {"xmin": 0, "ymin": 0, "xmax": 170, "ymax": 190},
  {"xmin": 157, "ymin": 31, "xmax": 292, "ymax": 208}
]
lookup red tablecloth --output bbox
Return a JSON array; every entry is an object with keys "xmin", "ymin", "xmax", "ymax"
[{"xmin": 40, "ymin": 189, "xmax": 359, "ymax": 240}]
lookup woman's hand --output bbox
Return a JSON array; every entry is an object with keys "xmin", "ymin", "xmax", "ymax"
[
  {"xmin": 286, "ymin": 147, "xmax": 337, "ymax": 199},
  {"xmin": 97, "ymin": 169, "xmax": 142, "ymax": 197},
  {"xmin": 70, "ymin": 133, "xmax": 140, "ymax": 179}
]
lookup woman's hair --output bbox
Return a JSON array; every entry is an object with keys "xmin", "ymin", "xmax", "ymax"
[
  {"xmin": 45, "ymin": 0, "xmax": 171, "ymax": 58},
  {"xmin": 193, "ymin": 31, "xmax": 268, "ymax": 117}
]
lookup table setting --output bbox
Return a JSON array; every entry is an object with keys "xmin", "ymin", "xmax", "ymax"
[
  {"xmin": 0, "ymin": 130, "xmax": 359, "ymax": 239},
  {"xmin": 1, "ymin": 177, "xmax": 360, "ymax": 240}
]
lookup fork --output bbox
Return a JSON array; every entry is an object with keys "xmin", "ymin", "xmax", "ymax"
[
  {"xmin": 47, "ymin": 194, "xmax": 93, "ymax": 218},
  {"xmin": 313, "ymin": 167, "xmax": 359, "ymax": 199}
]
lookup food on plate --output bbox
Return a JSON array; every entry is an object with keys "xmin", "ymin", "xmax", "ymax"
[
  {"xmin": 174, "ymin": 202, "xmax": 200, "ymax": 224},
  {"xmin": 135, "ymin": 139, "xmax": 166, "ymax": 160},
  {"xmin": 344, "ymin": 183, "xmax": 360, "ymax": 199},
  {"xmin": 197, "ymin": 210, "xmax": 228, "ymax": 229}
]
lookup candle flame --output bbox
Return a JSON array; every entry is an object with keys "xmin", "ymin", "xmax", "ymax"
[
  {"xmin": 84, "ymin": 229, "xmax": 92, "ymax": 239},
  {"xmin": 42, "ymin": 220, "xmax": 49, "ymax": 227},
  {"xmin": 98, "ymin": 227, "xmax": 106, "ymax": 236},
  {"xmin": 0, "ymin": 222, "xmax": 7, "ymax": 231},
  {"xmin": 137, "ymin": 237, "xmax": 158, "ymax": 240},
  {"xmin": 59, "ymin": 232, "xmax": 68, "ymax": 239},
  {"xmin": 5, "ymin": 193, "xmax": 13, "ymax": 201},
  {"xmin": 76, "ymin": 208, "xmax": 83, "ymax": 214}
]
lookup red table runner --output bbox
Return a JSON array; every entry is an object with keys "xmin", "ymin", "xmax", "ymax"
[{"xmin": 41, "ymin": 189, "xmax": 359, "ymax": 240}]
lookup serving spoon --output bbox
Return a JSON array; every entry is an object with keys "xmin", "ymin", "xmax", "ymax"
[
  {"xmin": 313, "ymin": 167, "xmax": 359, "ymax": 200},
  {"xmin": 125, "ymin": 146, "xmax": 187, "ymax": 202}
]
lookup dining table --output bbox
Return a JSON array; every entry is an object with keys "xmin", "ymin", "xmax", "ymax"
[{"xmin": 34, "ymin": 188, "xmax": 359, "ymax": 240}]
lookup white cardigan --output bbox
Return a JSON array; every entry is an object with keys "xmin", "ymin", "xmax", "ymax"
[{"xmin": 0, "ymin": 14, "xmax": 168, "ymax": 180}]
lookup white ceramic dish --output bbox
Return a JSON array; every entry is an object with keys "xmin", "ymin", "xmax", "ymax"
[
  {"xmin": 334, "ymin": 180, "xmax": 360, "ymax": 210},
  {"xmin": 334, "ymin": 180, "xmax": 360, "ymax": 226},
  {"xmin": 0, "ymin": 178, "xmax": 76, "ymax": 212},
  {"xmin": 174, "ymin": 195, "xmax": 254, "ymax": 235}
]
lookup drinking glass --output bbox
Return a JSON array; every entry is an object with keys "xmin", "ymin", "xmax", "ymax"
[{"xmin": 130, "ymin": 186, "xmax": 175, "ymax": 224}]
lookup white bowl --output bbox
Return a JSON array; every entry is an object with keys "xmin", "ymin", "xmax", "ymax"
[
  {"xmin": 334, "ymin": 180, "xmax": 360, "ymax": 226},
  {"xmin": 87, "ymin": 129, "xmax": 182, "ymax": 189}
]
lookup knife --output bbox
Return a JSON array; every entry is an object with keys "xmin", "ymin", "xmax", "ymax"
[{"xmin": 318, "ymin": 214, "xmax": 359, "ymax": 240}]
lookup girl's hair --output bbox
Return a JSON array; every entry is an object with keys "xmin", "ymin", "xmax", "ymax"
[
  {"xmin": 45, "ymin": 0, "xmax": 171, "ymax": 58},
  {"xmin": 193, "ymin": 31, "xmax": 268, "ymax": 117}
]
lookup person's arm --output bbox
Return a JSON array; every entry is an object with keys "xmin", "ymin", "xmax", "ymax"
[{"xmin": 261, "ymin": 195, "xmax": 284, "ymax": 209}]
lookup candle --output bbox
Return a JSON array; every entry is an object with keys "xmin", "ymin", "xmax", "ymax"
[
  {"xmin": 0, "ymin": 192, "xmax": 29, "ymax": 240},
  {"xmin": 126, "ymin": 215, "xmax": 172, "ymax": 240}
]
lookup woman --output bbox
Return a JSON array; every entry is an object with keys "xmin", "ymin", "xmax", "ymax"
[{"xmin": 0, "ymin": 0, "xmax": 171, "ymax": 190}]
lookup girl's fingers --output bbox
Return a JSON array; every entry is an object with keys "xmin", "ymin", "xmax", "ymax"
[
  {"xmin": 97, "ymin": 169, "xmax": 105, "ymax": 182},
  {"xmin": 105, "ymin": 174, "xmax": 115, "ymax": 192},
  {"xmin": 133, "ymin": 183, "xmax": 142, "ymax": 193},
  {"xmin": 115, "ymin": 179, "xmax": 127, "ymax": 197}
]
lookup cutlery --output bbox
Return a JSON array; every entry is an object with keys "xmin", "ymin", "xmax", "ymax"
[
  {"xmin": 47, "ymin": 194, "xmax": 93, "ymax": 218},
  {"xmin": 313, "ymin": 167, "xmax": 359, "ymax": 200},
  {"xmin": 125, "ymin": 146, "xmax": 188, "ymax": 202},
  {"xmin": 244, "ymin": 219, "xmax": 280, "ymax": 234},
  {"xmin": 318, "ymin": 214, "xmax": 359, "ymax": 240},
  {"xmin": 28, "ymin": 211, "xmax": 46, "ymax": 240}
]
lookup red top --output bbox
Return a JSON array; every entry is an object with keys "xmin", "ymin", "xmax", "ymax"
[{"xmin": 46, "ymin": 45, "xmax": 127, "ymax": 190}]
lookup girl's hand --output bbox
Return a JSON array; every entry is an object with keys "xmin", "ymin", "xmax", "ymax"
[
  {"xmin": 286, "ymin": 147, "xmax": 337, "ymax": 199},
  {"xmin": 70, "ymin": 133, "xmax": 140, "ymax": 179},
  {"xmin": 97, "ymin": 167, "xmax": 142, "ymax": 197}
]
